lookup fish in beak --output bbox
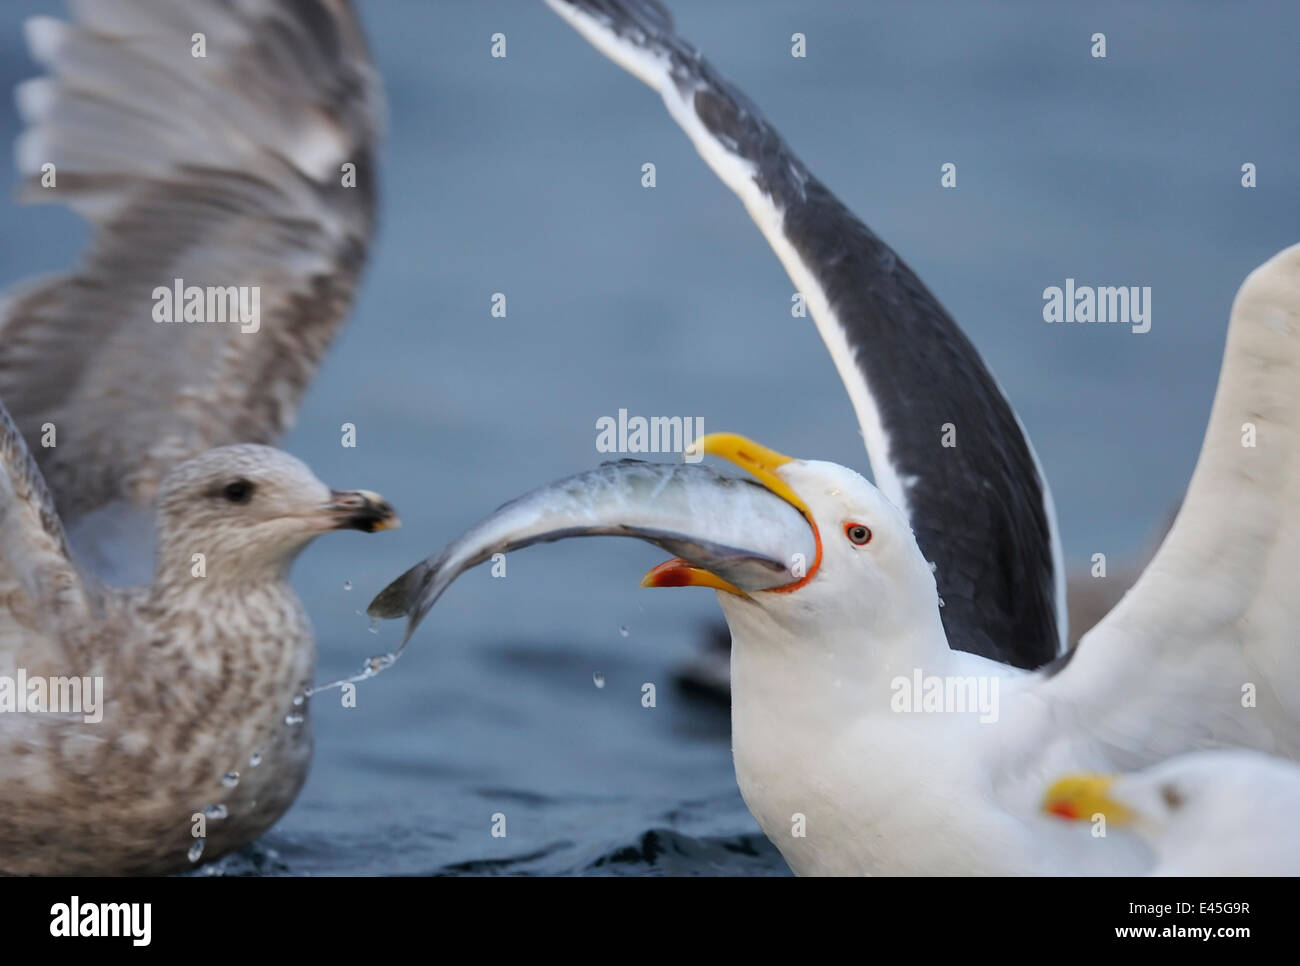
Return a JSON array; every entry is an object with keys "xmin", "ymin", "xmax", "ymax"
[
  {"xmin": 366, "ymin": 457, "xmax": 816, "ymax": 648},
  {"xmin": 640, "ymin": 433, "xmax": 820, "ymax": 595}
]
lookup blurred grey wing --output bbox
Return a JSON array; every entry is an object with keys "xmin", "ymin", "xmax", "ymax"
[
  {"xmin": 0, "ymin": 0, "xmax": 383, "ymax": 551},
  {"xmin": 0, "ymin": 397, "xmax": 97, "ymax": 659},
  {"xmin": 547, "ymin": 0, "xmax": 1065, "ymax": 668}
]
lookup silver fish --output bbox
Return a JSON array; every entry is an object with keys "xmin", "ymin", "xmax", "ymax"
[{"xmin": 367, "ymin": 459, "xmax": 814, "ymax": 645}]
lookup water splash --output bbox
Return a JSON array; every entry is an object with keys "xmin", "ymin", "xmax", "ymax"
[
  {"xmin": 284, "ymin": 713, "xmax": 305, "ymax": 727},
  {"xmin": 188, "ymin": 839, "xmax": 205, "ymax": 863},
  {"xmin": 305, "ymin": 652, "xmax": 397, "ymax": 698}
]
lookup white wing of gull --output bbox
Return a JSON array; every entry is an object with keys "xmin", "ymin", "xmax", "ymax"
[
  {"xmin": 546, "ymin": 0, "xmax": 1065, "ymax": 669},
  {"xmin": 1042, "ymin": 243, "xmax": 1300, "ymax": 763},
  {"xmin": 0, "ymin": 0, "xmax": 383, "ymax": 583}
]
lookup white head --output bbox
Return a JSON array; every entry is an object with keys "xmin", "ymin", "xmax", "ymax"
[
  {"xmin": 643, "ymin": 434, "xmax": 946, "ymax": 666},
  {"xmin": 1043, "ymin": 750, "xmax": 1300, "ymax": 873},
  {"xmin": 154, "ymin": 444, "xmax": 398, "ymax": 586}
]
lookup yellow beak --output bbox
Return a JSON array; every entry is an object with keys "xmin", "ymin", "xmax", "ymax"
[
  {"xmin": 1041, "ymin": 773, "xmax": 1134, "ymax": 825},
  {"xmin": 639, "ymin": 433, "xmax": 815, "ymax": 596},
  {"xmin": 684, "ymin": 433, "xmax": 810, "ymax": 515}
]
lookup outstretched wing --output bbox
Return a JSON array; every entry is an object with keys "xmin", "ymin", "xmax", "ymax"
[
  {"xmin": 546, "ymin": 0, "xmax": 1064, "ymax": 668},
  {"xmin": 1048, "ymin": 244, "xmax": 1300, "ymax": 763},
  {"xmin": 0, "ymin": 0, "xmax": 383, "ymax": 526},
  {"xmin": 0, "ymin": 396, "xmax": 96, "ymax": 662}
]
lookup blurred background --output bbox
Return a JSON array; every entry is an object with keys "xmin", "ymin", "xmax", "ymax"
[{"xmin": 2, "ymin": 0, "xmax": 1297, "ymax": 874}]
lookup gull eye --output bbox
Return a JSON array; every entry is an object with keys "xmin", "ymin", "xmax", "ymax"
[
  {"xmin": 222, "ymin": 479, "xmax": 255, "ymax": 504},
  {"xmin": 845, "ymin": 523, "xmax": 872, "ymax": 546},
  {"xmin": 1159, "ymin": 784, "xmax": 1184, "ymax": 810}
]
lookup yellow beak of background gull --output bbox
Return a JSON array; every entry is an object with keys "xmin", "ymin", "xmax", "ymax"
[
  {"xmin": 640, "ymin": 432, "xmax": 815, "ymax": 597},
  {"xmin": 1042, "ymin": 773, "xmax": 1135, "ymax": 825}
]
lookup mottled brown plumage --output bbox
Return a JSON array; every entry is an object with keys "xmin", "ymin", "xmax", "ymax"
[
  {"xmin": 0, "ymin": 431, "xmax": 396, "ymax": 875},
  {"xmin": 0, "ymin": 0, "xmax": 386, "ymax": 873}
]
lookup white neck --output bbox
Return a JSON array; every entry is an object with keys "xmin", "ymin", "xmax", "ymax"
[{"xmin": 719, "ymin": 597, "xmax": 1141, "ymax": 874}]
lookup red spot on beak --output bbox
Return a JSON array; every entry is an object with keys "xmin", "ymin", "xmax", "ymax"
[
  {"xmin": 1047, "ymin": 800, "xmax": 1079, "ymax": 820},
  {"xmin": 641, "ymin": 558, "xmax": 697, "ymax": 587}
]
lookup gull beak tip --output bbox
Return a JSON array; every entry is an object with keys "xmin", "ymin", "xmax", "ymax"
[
  {"xmin": 640, "ymin": 557, "xmax": 750, "ymax": 598},
  {"xmin": 331, "ymin": 489, "xmax": 400, "ymax": 533}
]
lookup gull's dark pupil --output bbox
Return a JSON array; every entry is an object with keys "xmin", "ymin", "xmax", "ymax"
[
  {"xmin": 1160, "ymin": 784, "xmax": 1184, "ymax": 810},
  {"xmin": 223, "ymin": 479, "xmax": 254, "ymax": 504}
]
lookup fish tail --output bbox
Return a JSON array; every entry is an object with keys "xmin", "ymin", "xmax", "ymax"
[{"xmin": 366, "ymin": 559, "xmax": 434, "ymax": 619}]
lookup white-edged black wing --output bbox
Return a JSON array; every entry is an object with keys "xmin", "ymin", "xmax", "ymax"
[{"xmin": 546, "ymin": 0, "xmax": 1065, "ymax": 668}]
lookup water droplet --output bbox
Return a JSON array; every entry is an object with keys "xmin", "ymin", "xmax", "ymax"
[
  {"xmin": 937, "ymin": 595, "xmax": 946, "ymax": 608},
  {"xmin": 343, "ymin": 580, "xmax": 352, "ymax": 591},
  {"xmin": 188, "ymin": 839, "xmax": 205, "ymax": 863},
  {"xmin": 291, "ymin": 694, "xmax": 305, "ymax": 708},
  {"xmin": 221, "ymin": 771, "xmax": 239, "ymax": 788},
  {"xmin": 249, "ymin": 750, "xmax": 263, "ymax": 768},
  {"xmin": 367, "ymin": 618, "xmax": 380, "ymax": 635},
  {"xmin": 284, "ymin": 713, "xmax": 305, "ymax": 727},
  {"xmin": 619, "ymin": 625, "xmax": 630, "ymax": 638},
  {"xmin": 593, "ymin": 671, "xmax": 606, "ymax": 689},
  {"xmin": 203, "ymin": 804, "xmax": 228, "ymax": 820}
]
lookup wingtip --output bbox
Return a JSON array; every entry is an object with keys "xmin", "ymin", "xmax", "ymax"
[{"xmin": 23, "ymin": 16, "xmax": 66, "ymax": 66}]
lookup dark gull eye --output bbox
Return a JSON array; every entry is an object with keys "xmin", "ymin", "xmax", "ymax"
[
  {"xmin": 1159, "ymin": 783, "xmax": 1184, "ymax": 810},
  {"xmin": 845, "ymin": 523, "xmax": 872, "ymax": 546},
  {"xmin": 222, "ymin": 479, "xmax": 255, "ymax": 504}
]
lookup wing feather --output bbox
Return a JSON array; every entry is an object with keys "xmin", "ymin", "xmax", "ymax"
[
  {"xmin": 1049, "ymin": 243, "xmax": 1300, "ymax": 761},
  {"xmin": 547, "ymin": 0, "xmax": 1064, "ymax": 667},
  {"xmin": 0, "ymin": 0, "xmax": 383, "ymax": 523}
]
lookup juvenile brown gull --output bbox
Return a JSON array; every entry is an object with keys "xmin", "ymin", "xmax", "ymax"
[
  {"xmin": 0, "ymin": 0, "xmax": 387, "ymax": 873},
  {"xmin": 0, "ymin": 401, "xmax": 396, "ymax": 875}
]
